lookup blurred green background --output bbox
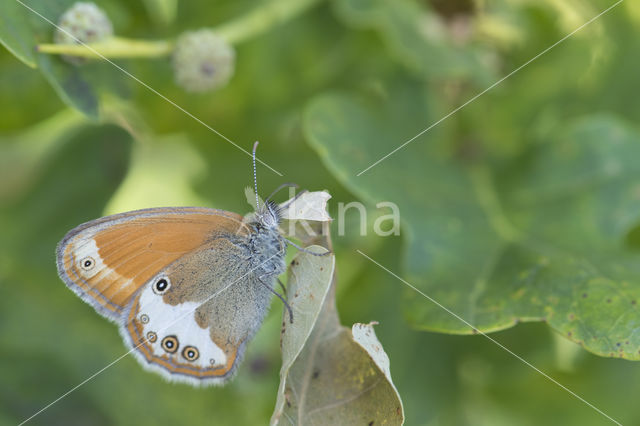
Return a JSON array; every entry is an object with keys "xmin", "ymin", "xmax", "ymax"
[{"xmin": 2, "ymin": 0, "xmax": 640, "ymax": 424}]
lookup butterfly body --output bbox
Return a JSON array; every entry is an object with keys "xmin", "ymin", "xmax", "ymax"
[{"xmin": 57, "ymin": 202, "xmax": 287, "ymax": 385}]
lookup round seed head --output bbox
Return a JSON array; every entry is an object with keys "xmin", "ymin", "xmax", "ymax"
[
  {"xmin": 54, "ymin": 2, "xmax": 113, "ymax": 65},
  {"xmin": 172, "ymin": 29, "xmax": 235, "ymax": 93}
]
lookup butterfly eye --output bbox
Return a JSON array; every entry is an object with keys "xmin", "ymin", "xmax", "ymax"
[
  {"xmin": 80, "ymin": 257, "xmax": 95, "ymax": 270},
  {"xmin": 182, "ymin": 346, "xmax": 199, "ymax": 362},
  {"xmin": 161, "ymin": 335, "xmax": 179, "ymax": 353},
  {"xmin": 152, "ymin": 277, "xmax": 171, "ymax": 295}
]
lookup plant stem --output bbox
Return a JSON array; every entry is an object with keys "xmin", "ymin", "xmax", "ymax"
[
  {"xmin": 215, "ymin": 0, "xmax": 324, "ymax": 44},
  {"xmin": 36, "ymin": 0, "xmax": 324, "ymax": 59},
  {"xmin": 36, "ymin": 37, "xmax": 173, "ymax": 59}
]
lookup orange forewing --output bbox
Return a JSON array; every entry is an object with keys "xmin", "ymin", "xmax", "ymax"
[{"xmin": 58, "ymin": 208, "xmax": 249, "ymax": 319}]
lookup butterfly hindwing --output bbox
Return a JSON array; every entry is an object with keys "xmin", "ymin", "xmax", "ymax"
[{"xmin": 122, "ymin": 237, "xmax": 277, "ymax": 385}]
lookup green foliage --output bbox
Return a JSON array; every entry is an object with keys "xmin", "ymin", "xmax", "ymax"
[
  {"xmin": 305, "ymin": 84, "xmax": 640, "ymax": 360},
  {"xmin": 141, "ymin": 0, "xmax": 177, "ymax": 27},
  {"xmin": 2, "ymin": 0, "xmax": 640, "ymax": 424},
  {"xmin": 1, "ymin": 0, "xmax": 96, "ymax": 116},
  {"xmin": 334, "ymin": 0, "xmax": 496, "ymax": 84},
  {"xmin": 0, "ymin": 0, "xmax": 38, "ymax": 67}
]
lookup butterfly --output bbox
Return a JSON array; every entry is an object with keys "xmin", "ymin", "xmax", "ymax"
[{"xmin": 55, "ymin": 142, "xmax": 324, "ymax": 386}]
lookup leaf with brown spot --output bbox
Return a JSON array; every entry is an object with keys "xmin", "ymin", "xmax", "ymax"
[
  {"xmin": 271, "ymin": 247, "xmax": 404, "ymax": 425},
  {"xmin": 271, "ymin": 244, "xmax": 335, "ymax": 424}
]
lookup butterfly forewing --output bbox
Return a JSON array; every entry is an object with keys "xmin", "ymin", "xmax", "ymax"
[{"xmin": 56, "ymin": 207, "xmax": 247, "ymax": 321}]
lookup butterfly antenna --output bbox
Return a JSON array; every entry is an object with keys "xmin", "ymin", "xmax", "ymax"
[
  {"xmin": 264, "ymin": 183, "xmax": 299, "ymax": 204},
  {"xmin": 252, "ymin": 141, "xmax": 260, "ymax": 210}
]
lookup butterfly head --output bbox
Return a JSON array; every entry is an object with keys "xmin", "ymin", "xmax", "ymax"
[{"xmin": 253, "ymin": 200, "xmax": 282, "ymax": 230}]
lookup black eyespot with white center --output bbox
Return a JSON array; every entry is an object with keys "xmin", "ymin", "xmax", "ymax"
[
  {"xmin": 146, "ymin": 331, "xmax": 157, "ymax": 343},
  {"xmin": 182, "ymin": 346, "xmax": 199, "ymax": 362},
  {"xmin": 80, "ymin": 256, "xmax": 95, "ymax": 270},
  {"xmin": 140, "ymin": 314, "xmax": 149, "ymax": 324},
  {"xmin": 152, "ymin": 277, "xmax": 171, "ymax": 295},
  {"xmin": 161, "ymin": 335, "xmax": 179, "ymax": 353}
]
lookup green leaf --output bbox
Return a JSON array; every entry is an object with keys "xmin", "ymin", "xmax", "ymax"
[
  {"xmin": 0, "ymin": 0, "xmax": 37, "ymax": 67},
  {"xmin": 0, "ymin": 0, "xmax": 111, "ymax": 118},
  {"xmin": 272, "ymin": 248, "xmax": 404, "ymax": 425},
  {"xmin": 304, "ymin": 81, "xmax": 640, "ymax": 360},
  {"xmin": 333, "ymin": 0, "xmax": 496, "ymax": 85},
  {"xmin": 37, "ymin": 52, "xmax": 99, "ymax": 118}
]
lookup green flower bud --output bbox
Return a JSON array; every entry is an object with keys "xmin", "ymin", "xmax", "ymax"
[
  {"xmin": 54, "ymin": 2, "xmax": 113, "ymax": 65},
  {"xmin": 172, "ymin": 29, "xmax": 235, "ymax": 93}
]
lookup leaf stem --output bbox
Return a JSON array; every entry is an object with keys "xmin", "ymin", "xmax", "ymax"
[
  {"xmin": 215, "ymin": 0, "xmax": 324, "ymax": 44},
  {"xmin": 36, "ymin": 37, "xmax": 173, "ymax": 58},
  {"xmin": 36, "ymin": 0, "xmax": 324, "ymax": 59}
]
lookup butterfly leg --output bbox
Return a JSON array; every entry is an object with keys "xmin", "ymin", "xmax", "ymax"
[
  {"xmin": 277, "ymin": 277, "xmax": 287, "ymax": 294},
  {"xmin": 283, "ymin": 238, "xmax": 332, "ymax": 256},
  {"xmin": 257, "ymin": 276, "xmax": 294, "ymax": 324}
]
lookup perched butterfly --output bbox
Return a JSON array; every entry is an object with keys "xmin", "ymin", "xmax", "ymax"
[{"xmin": 56, "ymin": 142, "xmax": 328, "ymax": 385}]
